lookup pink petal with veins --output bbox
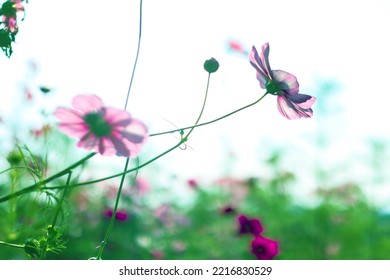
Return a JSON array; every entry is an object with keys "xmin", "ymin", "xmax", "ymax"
[
  {"xmin": 271, "ymin": 70, "xmax": 300, "ymax": 94},
  {"xmin": 72, "ymin": 94, "xmax": 103, "ymax": 113}
]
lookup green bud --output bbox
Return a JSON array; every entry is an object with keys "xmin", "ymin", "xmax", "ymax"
[
  {"xmin": 7, "ymin": 150, "xmax": 22, "ymax": 166},
  {"xmin": 203, "ymin": 57, "xmax": 219, "ymax": 73}
]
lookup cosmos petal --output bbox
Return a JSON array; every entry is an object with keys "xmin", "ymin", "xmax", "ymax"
[
  {"xmin": 249, "ymin": 45, "xmax": 272, "ymax": 83},
  {"xmin": 72, "ymin": 94, "xmax": 104, "ymax": 113},
  {"xmin": 56, "ymin": 94, "xmax": 148, "ymax": 157},
  {"xmin": 271, "ymin": 70, "xmax": 299, "ymax": 94},
  {"xmin": 285, "ymin": 93, "xmax": 316, "ymax": 108},
  {"xmin": 55, "ymin": 107, "xmax": 83, "ymax": 123},
  {"xmin": 277, "ymin": 95, "xmax": 313, "ymax": 119}
]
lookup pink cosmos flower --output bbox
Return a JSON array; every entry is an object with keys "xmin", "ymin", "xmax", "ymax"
[
  {"xmin": 249, "ymin": 42, "xmax": 316, "ymax": 119},
  {"xmin": 251, "ymin": 235, "xmax": 279, "ymax": 260},
  {"xmin": 55, "ymin": 94, "xmax": 148, "ymax": 157}
]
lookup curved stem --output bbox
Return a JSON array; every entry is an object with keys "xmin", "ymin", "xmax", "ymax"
[
  {"xmin": 124, "ymin": 0, "xmax": 143, "ymax": 109},
  {"xmin": 184, "ymin": 73, "xmax": 211, "ymax": 140},
  {"xmin": 150, "ymin": 93, "xmax": 268, "ymax": 137}
]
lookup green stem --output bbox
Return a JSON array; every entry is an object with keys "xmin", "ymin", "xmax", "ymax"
[
  {"xmin": 0, "ymin": 240, "xmax": 25, "ymax": 249},
  {"xmin": 0, "ymin": 152, "xmax": 95, "ymax": 204},
  {"xmin": 150, "ymin": 93, "xmax": 268, "ymax": 137},
  {"xmin": 93, "ymin": 0, "xmax": 144, "ymax": 260},
  {"xmin": 61, "ymin": 140, "xmax": 184, "ymax": 189},
  {"xmin": 0, "ymin": 166, "xmax": 41, "ymax": 177},
  {"xmin": 184, "ymin": 73, "xmax": 211, "ymax": 140},
  {"xmin": 95, "ymin": 158, "xmax": 139, "ymax": 259},
  {"xmin": 52, "ymin": 171, "xmax": 73, "ymax": 227},
  {"xmin": 123, "ymin": 0, "xmax": 143, "ymax": 109}
]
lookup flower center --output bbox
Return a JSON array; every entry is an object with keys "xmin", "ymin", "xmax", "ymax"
[
  {"xmin": 83, "ymin": 111, "xmax": 112, "ymax": 137},
  {"xmin": 255, "ymin": 245, "xmax": 265, "ymax": 254},
  {"xmin": 265, "ymin": 80, "xmax": 281, "ymax": 95}
]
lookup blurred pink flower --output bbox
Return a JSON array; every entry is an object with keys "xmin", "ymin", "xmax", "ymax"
[
  {"xmin": 133, "ymin": 177, "xmax": 150, "ymax": 196},
  {"xmin": 55, "ymin": 94, "xmax": 148, "ymax": 157},
  {"xmin": 2, "ymin": 16, "xmax": 17, "ymax": 33},
  {"xmin": 249, "ymin": 42, "xmax": 316, "ymax": 119},
  {"xmin": 151, "ymin": 250, "xmax": 164, "ymax": 259},
  {"xmin": 24, "ymin": 89, "xmax": 33, "ymax": 101},
  {"xmin": 172, "ymin": 241, "xmax": 186, "ymax": 252},
  {"xmin": 237, "ymin": 215, "xmax": 263, "ymax": 235},
  {"xmin": 228, "ymin": 40, "xmax": 248, "ymax": 55},
  {"xmin": 103, "ymin": 209, "xmax": 129, "ymax": 221},
  {"xmin": 187, "ymin": 178, "xmax": 198, "ymax": 188},
  {"xmin": 251, "ymin": 235, "xmax": 279, "ymax": 260},
  {"xmin": 30, "ymin": 124, "xmax": 51, "ymax": 138}
]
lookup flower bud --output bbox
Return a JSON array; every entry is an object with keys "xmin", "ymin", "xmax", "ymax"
[
  {"xmin": 203, "ymin": 57, "xmax": 219, "ymax": 73},
  {"xmin": 7, "ymin": 150, "xmax": 22, "ymax": 166}
]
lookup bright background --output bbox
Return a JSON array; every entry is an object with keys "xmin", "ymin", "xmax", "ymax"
[{"xmin": 1, "ymin": 0, "xmax": 390, "ymax": 208}]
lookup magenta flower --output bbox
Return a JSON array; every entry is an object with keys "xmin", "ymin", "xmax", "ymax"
[
  {"xmin": 237, "ymin": 215, "xmax": 263, "ymax": 235},
  {"xmin": 103, "ymin": 209, "xmax": 129, "ymax": 221},
  {"xmin": 220, "ymin": 205, "xmax": 235, "ymax": 215},
  {"xmin": 55, "ymin": 94, "xmax": 148, "ymax": 157},
  {"xmin": 249, "ymin": 42, "xmax": 316, "ymax": 119},
  {"xmin": 187, "ymin": 178, "xmax": 198, "ymax": 189},
  {"xmin": 251, "ymin": 235, "xmax": 279, "ymax": 260}
]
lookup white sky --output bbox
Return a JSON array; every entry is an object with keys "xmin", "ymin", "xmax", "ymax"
[{"xmin": 1, "ymin": 0, "xmax": 390, "ymax": 207}]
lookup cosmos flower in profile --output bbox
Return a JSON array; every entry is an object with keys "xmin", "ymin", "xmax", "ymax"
[
  {"xmin": 249, "ymin": 42, "xmax": 316, "ymax": 120},
  {"xmin": 55, "ymin": 94, "xmax": 148, "ymax": 157}
]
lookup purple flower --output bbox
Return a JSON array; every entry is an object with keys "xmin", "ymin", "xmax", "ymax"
[
  {"xmin": 251, "ymin": 235, "xmax": 279, "ymax": 260},
  {"xmin": 103, "ymin": 209, "xmax": 129, "ymax": 221},
  {"xmin": 249, "ymin": 42, "xmax": 316, "ymax": 120},
  {"xmin": 237, "ymin": 215, "xmax": 263, "ymax": 235},
  {"xmin": 187, "ymin": 178, "xmax": 198, "ymax": 189},
  {"xmin": 220, "ymin": 206, "xmax": 235, "ymax": 215}
]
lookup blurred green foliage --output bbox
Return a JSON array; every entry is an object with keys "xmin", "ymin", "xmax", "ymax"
[{"xmin": 2, "ymin": 153, "xmax": 390, "ymax": 259}]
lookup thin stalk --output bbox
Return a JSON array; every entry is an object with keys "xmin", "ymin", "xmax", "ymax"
[
  {"xmin": 0, "ymin": 241, "xmax": 25, "ymax": 249},
  {"xmin": 184, "ymin": 73, "xmax": 211, "ymax": 140},
  {"xmin": 123, "ymin": 0, "xmax": 143, "ymax": 109},
  {"xmin": 150, "ymin": 93, "xmax": 268, "ymax": 137},
  {"xmin": 51, "ymin": 171, "xmax": 73, "ymax": 227},
  {"xmin": 95, "ymin": 158, "xmax": 139, "ymax": 260},
  {"xmin": 95, "ymin": 0, "xmax": 143, "ymax": 259}
]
